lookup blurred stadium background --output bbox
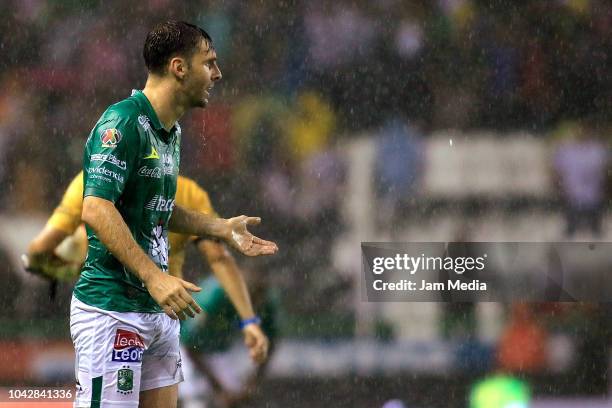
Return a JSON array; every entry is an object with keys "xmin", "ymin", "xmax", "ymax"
[{"xmin": 0, "ymin": 0, "xmax": 611, "ymax": 407}]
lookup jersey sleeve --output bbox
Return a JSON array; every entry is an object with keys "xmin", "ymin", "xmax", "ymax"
[
  {"xmin": 83, "ymin": 112, "xmax": 140, "ymax": 203},
  {"xmin": 46, "ymin": 172, "xmax": 85, "ymax": 234}
]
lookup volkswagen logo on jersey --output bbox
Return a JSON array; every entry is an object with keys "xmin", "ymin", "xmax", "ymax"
[
  {"xmin": 112, "ymin": 328, "xmax": 145, "ymax": 362},
  {"xmin": 101, "ymin": 128, "xmax": 122, "ymax": 148}
]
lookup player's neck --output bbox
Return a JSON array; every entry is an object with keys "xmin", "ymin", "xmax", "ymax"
[{"xmin": 142, "ymin": 79, "xmax": 186, "ymax": 132}]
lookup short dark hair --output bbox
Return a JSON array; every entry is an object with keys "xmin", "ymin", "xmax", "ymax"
[{"xmin": 143, "ymin": 21, "xmax": 213, "ymax": 75}]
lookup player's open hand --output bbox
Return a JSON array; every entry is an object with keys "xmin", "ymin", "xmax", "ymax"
[
  {"xmin": 144, "ymin": 270, "xmax": 202, "ymax": 320},
  {"xmin": 225, "ymin": 216, "xmax": 278, "ymax": 257},
  {"xmin": 242, "ymin": 323, "xmax": 269, "ymax": 364}
]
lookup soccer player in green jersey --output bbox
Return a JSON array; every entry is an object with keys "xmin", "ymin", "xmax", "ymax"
[{"xmin": 71, "ymin": 21, "xmax": 278, "ymax": 408}]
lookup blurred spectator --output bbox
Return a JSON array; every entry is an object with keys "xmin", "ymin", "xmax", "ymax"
[
  {"xmin": 373, "ymin": 117, "xmax": 424, "ymax": 233},
  {"xmin": 285, "ymin": 91, "xmax": 335, "ymax": 162},
  {"xmin": 478, "ymin": 13, "xmax": 524, "ymax": 128},
  {"xmin": 296, "ymin": 147, "xmax": 345, "ymax": 223},
  {"xmin": 259, "ymin": 142, "xmax": 298, "ymax": 224},
  {"xmin": 440, "ymin": 230, "xmax": 479, "ymax": 340},
  {"xmin": 303, "ymin": 1, "xmax": 376, "ymax": 70},
  {"xmin": 381, "ymin": 399, "xmax": 407, "ymax": 408},
  {"xmin": 497, "ymin": 303, "xmax": 548, "ymax": 373},
  {"xmin": 553, "ymin": 121, "xmax": 608, "ymax": 237},
  {"xmin": 294, "ymin": 144, "xmax": 346, "ymax": 275}
]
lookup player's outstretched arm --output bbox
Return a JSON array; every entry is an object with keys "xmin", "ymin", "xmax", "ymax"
[
  {"xmin": 169, "ymin": 205, "xmax": 278, "ymax": 256},
  {"xmin": 82, "ymin": 196, "xmax": 202, "ymax": 320}
]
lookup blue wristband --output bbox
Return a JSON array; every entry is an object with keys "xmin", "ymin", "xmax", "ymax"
[{"xmin": 239, "ymin": 316, "xmax": 261, "ymax": 329}]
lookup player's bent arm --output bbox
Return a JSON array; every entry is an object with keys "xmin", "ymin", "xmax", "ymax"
[
  {"xmin": 170, "ymin": 205, "xmax": 278, "ymax": 257},
  {"xmin": 28, "ymin": 225, "xmax": 69, "ymax": 261},
  {"xmin": 198, "ymin": 240, "xmax": 256, "ymax": 320},
  {"xmin": 82, "ymin": 196, "xmax": 202, "ymax": 319},
  {"xmin": 26, "ymin": 226, "xmax": 76, "ymax": 279},
  {"xmin": 82, "ymin": 196, "xmax": 159, "ymax": 282}
]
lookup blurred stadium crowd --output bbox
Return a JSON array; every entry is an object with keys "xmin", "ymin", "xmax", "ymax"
[
  {"xmin": 1, "ymin": 0, "xmax": 610, "ymax": 209},
  {"xmin": 1, "ymin": 0, "xmax": 612, "ymax": 406}
]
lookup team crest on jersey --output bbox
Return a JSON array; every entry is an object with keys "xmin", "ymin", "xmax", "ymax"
[
  {"xmin": 101, "ymin": 128, "xmax": 122, "ymax": 148},
  {"xmin": 117, "ymin": 366, "xmax": 134, "ymax": 394},
  {"xmin": 111, "ymin": 329, "xmax": 144, "ymax": 363}
]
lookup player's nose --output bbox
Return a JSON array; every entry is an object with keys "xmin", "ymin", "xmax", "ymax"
[{"xmin": 212, "ymin": 65, "xmax": 222, "ymax": 82}]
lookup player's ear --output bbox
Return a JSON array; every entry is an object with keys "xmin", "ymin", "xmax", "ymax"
[{"xmin": 169, "ymin": 57, "xmax": 187, "ymax": 79}]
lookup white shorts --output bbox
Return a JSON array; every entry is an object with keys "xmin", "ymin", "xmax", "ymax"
[{"xmin": 70, "ymin": 296, "xmax": 183, "ymax": 407}]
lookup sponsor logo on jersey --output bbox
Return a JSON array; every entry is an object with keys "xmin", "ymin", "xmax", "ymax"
[
  {"xmin": 143, "ymin": 144, "xmax": 174, "ymax": 174},
  {"xmin": 117, "ymin": 366, "xmax": 134, "ymax": 394},
  {"xmin": 162, "ymin": 153, "xmax": 174, "ymax": 175},
  {"xmin": 138, "ymin": 115, "xmax": 152, "ymax": 133},
  {"xmin": 87, "ymin": 166, "xmax": 124, "ymax": 184},
  {"xmin": 101, "ymin": 128, "xmax": 122, "ymax": 147},
  {"xmin": 145, "ymin": 195, "xmax": 175, "ymax": 212},
  {"xmin": 112, "ymin": 329, "xmax": 144, "ymax": 363},
  {"xmin": 138, "ymin": 165, "xmax": 162, "ymax": 179},
  {"xmin": 91, "ymin": 153, "xmax": 127, "ymax": 170},
  {"xmin": 144, "ymin": 146, "xmax": 160, "ymax": 160}
]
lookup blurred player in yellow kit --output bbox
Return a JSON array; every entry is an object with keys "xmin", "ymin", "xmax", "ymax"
[{"xmin": 25, "ymin": 172, "xmax": 270, "ymax": 390}]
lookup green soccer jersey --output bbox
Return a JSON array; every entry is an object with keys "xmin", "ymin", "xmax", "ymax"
[
  {"xmin": 180, "ymin": 277, "xmax": 279, "ymax": 353},
  {"xmin": 74, "ymin": 90, "xmax": 181, "ymax": 313}
]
